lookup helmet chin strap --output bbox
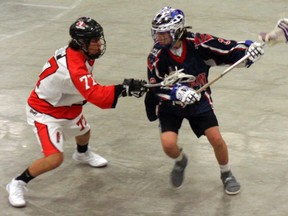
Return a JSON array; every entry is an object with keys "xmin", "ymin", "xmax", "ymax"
[
  {"xmin": 80, "ymin": 43, "xmax": 101, "ymax": 60},
  {"xmin": 82, "ymin": 49, "xmax": 101, "ymax": 60}
]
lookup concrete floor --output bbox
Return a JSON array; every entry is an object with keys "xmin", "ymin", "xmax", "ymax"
[{"xmin": 1, "ymin": 0, "xmax": 288, "ymax": 215}]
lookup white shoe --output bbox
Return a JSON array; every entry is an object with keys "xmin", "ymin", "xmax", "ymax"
[
  {"xmin": 72, "ymin": 150, "xmax": 108, "ymax": 167},
  {"xmin": 6, "ymin": 178, "xmax": 27, "ymax": 208}
]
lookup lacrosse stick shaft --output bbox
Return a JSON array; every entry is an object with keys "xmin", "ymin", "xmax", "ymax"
[
  {"xmin": 145, "ymin": 83, "xmax": 166, "ymax": 88},
  {"xmin": 196, "ymin": 53, "xmax": 250, "ymax": 94}
]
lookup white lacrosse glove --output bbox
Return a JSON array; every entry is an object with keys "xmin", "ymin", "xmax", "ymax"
[
  {"xmin": 247, "ymin": 42, "xmax": 264, "ymax": 64},
  {"xmin": 171, "ymin": 84, "xmax": 201, "ymax": 105}
]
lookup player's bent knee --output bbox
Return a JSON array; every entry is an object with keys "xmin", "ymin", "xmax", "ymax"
[
  {"xmin": 45, "ymin": 152, "xmax": 64, "ymax": 169},
  {"xmin": 162, "ymin": 142, "xmax": 178, "ymax": 156}
]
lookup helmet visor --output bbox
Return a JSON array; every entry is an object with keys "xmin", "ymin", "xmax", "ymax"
[{"xmin": 151, "ymin": 29, "xmax": 173, "ymax": 48}]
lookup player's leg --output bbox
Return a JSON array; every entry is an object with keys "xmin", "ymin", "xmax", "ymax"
[
  {"xmin": 69, "ymin": 114, "xmax": 108, "ymax": 167},
  {"xmin": 159, "ymin": 111, "xmax": 187, "ymax": 188},
  {"xmin": 205, "ymin": 126, "xmax": 240, "ymax": 195},
  {"xmin": 7, "ymin": 117, "xmax": 65, "ymax": 208},
  {"xmin": 204, "ymin": 126, "xmax": 229, "ymax": 166},
  {"xmin": 202, "ymin": 114, "xmax": 240, "ymax": 195},
  {"xmin": 189, "ymin": 110, "xmax": 240, "ymax": 195}
]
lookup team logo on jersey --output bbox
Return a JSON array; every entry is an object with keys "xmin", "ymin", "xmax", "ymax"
[{"xmin": 76, "ymin": 20, "xmax": 86, "ymax": 29}]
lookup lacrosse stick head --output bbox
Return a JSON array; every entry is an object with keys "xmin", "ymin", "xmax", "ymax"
[
  {"xmin": 162, "ymin": 68, "xmax": 196, "ymax": 86},
  {"xmin": 259, "ymin": 18, "xmax": 288, "ymax": 45},
  {"xmin": 151, "ymin": 6, "xmax": 185, "ymax": 48}
]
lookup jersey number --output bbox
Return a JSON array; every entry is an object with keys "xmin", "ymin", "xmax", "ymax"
[{"xmin": 79, "ymin": 74, "xmax": 97, "ymax": 90}]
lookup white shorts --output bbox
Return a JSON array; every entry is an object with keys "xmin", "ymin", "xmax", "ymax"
[{"xmin": 26, "ymin": 105, "xmax": 90, "ymax": 156}]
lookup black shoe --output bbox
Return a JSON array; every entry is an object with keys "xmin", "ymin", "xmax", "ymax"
[
  {"xmin": 221, "ymin": 171, "xmax": 241, "ymax": 195},
  {"xmin": 170, "ymin": 154, "xmax": 188, "ymax": 188}
]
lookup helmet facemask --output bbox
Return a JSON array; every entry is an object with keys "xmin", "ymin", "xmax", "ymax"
[
  {"xmin": 151, "ymin": 7, "xmax": 185, "ymax": 48},
  {"xmin": 76, "ymin": 36, "xmax": 106, "ymax": 60}
]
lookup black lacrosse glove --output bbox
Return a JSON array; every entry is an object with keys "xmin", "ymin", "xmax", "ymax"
[{"xmin": 122, "ymin": 78, "xmax": 147, "ymax": 98}]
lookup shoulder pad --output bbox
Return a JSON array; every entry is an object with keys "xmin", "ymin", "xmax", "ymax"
[{"xmin": 55, "ymin": 46, "xmax": 67, "ymax": 60}]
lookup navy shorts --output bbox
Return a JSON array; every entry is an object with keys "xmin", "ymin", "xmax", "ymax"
[{"xmin": 158, "ymin": 109, "xmax": 219, "ymax": 138}]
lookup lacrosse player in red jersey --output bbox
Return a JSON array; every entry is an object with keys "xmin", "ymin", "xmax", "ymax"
[
  {"xmin": 145, "ymin": 6, "xmax": 264, "ymax": 195},
  {"xmin": 6, "ymin": 17, "xmax": 146, "ymax": 208}
]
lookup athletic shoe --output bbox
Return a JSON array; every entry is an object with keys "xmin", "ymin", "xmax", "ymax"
[
  {"xmin": 72, "ymin": 150, "xmax": 108, "ymax": 167},
  {"xmin": 6, "ymin": 178, "xmax": 27, "ymax": 208},
  {"xmin": 221, "ymin": 171, "xmax": 241, "ymax": 195},
  {"xmin": 170, "ymin": 153, "xmax": 188, "ymax": 188}
]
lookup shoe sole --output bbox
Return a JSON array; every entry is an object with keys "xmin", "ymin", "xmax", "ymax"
[
  {"xmin": 225, "ymin": 189, "xmax": 241, "ymax": 195},
  {"xmin": 73, "ymin": 158, "xmax": 108, "ymax": 168},
  {"xmin": 72, "ymin": 154, "xmax": 108, "ymax": 168},
  {"xmin": 8, "ymin": 199, "xmax": 26, "ymax": 208},
  {"xmin": 171, "ymin": 183, "xmax": 184, "ymax": 189},
  {"xmin": 89, "ymin": 163, "xmax": 108, "ymax": 168}
]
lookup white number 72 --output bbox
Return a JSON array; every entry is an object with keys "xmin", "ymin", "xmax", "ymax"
[{"xmin": 79, "ymin": 75, "xmax": 97, "ymax": 90}]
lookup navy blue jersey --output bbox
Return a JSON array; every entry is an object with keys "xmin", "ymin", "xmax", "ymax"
[{"xmin": 145, "ymin": 32, "xmax": 249, "ymax": 120}]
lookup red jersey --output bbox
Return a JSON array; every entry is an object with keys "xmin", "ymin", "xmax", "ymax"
[{"xmin": 28, "ymin": 46, "xmax": 117, "ymax": 119}]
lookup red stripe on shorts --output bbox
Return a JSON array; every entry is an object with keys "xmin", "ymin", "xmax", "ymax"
[{"xmin": 34, "ymin": 121, "xmax": 60, "ymax": 157}]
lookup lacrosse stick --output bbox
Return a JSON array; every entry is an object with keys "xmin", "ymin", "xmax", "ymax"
[
  {"xmin": 196, "ymin": 18, "xmax": 288, "ymax": 94},
  {"xmin": 145, "ymin": 68, "xmax": 196, "ymax": 88}
]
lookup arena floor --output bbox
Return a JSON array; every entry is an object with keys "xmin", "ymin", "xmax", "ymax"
[{"xmin": 1, "ymin": 0, "xmax": 288, "ymax": 215}]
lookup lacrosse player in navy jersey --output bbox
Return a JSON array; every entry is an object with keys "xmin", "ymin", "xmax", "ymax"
[{"xmin": 145, "ymin": 6, "xmax": 264, "ymax": 195}]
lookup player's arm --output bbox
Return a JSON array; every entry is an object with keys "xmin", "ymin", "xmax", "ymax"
[
  {"xmin": 194, "ymin": 33, "xmax": 263, "ymax": 67},
  {"xmin": 74, "ymin": 73, "xmax": 146, "ymax": 108},
  {"xmin": 73, "ymin": 70, "xmax": 119, "ymax": 109},
  {"xmin": 71, "ymin": 65, "xmax": 146, "ymax": 109}
]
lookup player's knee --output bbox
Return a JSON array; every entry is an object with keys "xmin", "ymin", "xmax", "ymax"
[
  {"xmin": 45, "ymin": 152, "xmax": 64, "ymax": 169},
  {"xmin": 209, "ymin": 135, "xmax": 226, "ymax": 148},
  {"xmin": 162, "ymin": 141, "xmax": 178, "ymax": 156},
  {"xmin": 161, "ymin": 131, "xmax": 178, "ymax": 156},
  {"xmin": 163, "ymin": 145, "xmax": 174, "ymax": 155}
]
